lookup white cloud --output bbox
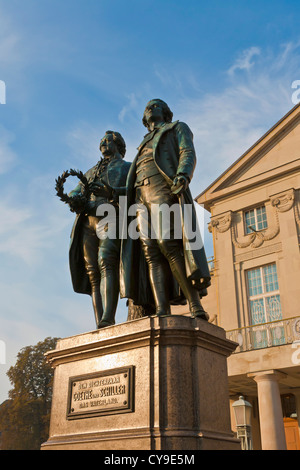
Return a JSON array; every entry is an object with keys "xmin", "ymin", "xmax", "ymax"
[
  {"xmin": 0, "ymin": 126, "xmax": 17, "ymax": 174},
  {"xmin": 177, "ymin": 42, "xmax": 300, "ymax": 197},
  {"xmin": 169, "ymin": 41, "xmax": 300, "ymax": 257},
  {"xmin": 0, "ymin": 6, "xmax": 21, "ymax": 66},
  {"xmin": 118, "ymin": 92, "xmax": 139, "ymax": 123},
  {"xmin": 154, "ymin": 64, "xmax": 184, "ymax": 91},
  {"xmin": 66, "ymin": 119, "xmax": 139, "ymax": 167},
  {"xmin": 66, "ymin": 123, "xmax": 99, "ymax": 164},
  {"xmin": 0, "ymin": 184, "xmax": 72, "ymax": 266},
  {"xmin": 0, "ymin": 32, "xmax": 20, "ymax": 65},
  {"xmin": 227, "ymin": 47, "xmax": 261, "ymax": 76},
  {"xmin": 65, "ymin": 122, "xmax": 124, "ymax": 170},
  {"xmin": 0, "ymin": 80, "xmax": 6, "ymax": 104},
  {"xmin": 0, "ymin": 179, "xmax": 88, "ymax": 402}
]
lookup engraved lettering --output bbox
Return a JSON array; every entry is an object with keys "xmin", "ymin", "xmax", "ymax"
[
  {"xmin": 73, "ymin": 389, "xmax": 93, "ymax": 401},
  {"xmin": 68, "ymin": 367, "xmax": 134, "ymax": 418}
]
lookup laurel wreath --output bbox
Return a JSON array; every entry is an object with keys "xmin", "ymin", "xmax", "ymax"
[{"xmin": 55, "ymin": 169, "xmax": 90, "ymax": 214}]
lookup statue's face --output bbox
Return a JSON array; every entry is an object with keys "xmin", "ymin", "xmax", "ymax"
[
  {"xmin": 100, "ymin": 133, "xmax": 117, "ymax": 157},
  {"xmin": 144, "ymin": 100, "xmax": 165, "ymax": 125}
]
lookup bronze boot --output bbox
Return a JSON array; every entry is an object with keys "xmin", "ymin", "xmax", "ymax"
[
  {"xmin": 148, "ymin": 263, "xmax": 171, "ymax": 317},
  {"xmin": 98, "ymin": 271, "xmax": 119, "ymax": 328},
  {"xmin": 169, "ymin": 253, "xmax": 209, "ymax": 321},
  {"xmin": 91, "ymin": 287, "xmax": 103, "ymax": 329}
]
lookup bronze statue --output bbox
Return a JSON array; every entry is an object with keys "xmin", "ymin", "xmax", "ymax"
[
  {"xmin": 120, "ymin": 99, "xmax": 211, "ymax": 320},
  {"xmin": 59, "ymin": 131, "xmax": 131, "ymax": 329}
]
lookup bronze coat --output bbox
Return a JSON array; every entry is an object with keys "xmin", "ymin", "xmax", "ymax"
[
  {"xmin": 69, "ymin": 157, "xmax": 131, "ymax": 295},
  {"xmin": 120, "ymin": 121, "xmax": 211, "ymax": 306}
]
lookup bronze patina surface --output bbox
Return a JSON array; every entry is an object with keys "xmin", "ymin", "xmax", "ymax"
[
  {"xmin": 57, "ymin": 100, "xmax": 211, "ymax": 328},
  {"xmin": 57, "ymin": 130, "xmax": 131, "ymax": 329},
  {"xmin": 120, "ymin": 99, "xmax": 211, "ymax": 320}
]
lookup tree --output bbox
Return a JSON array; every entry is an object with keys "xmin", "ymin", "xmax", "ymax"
[{"xmin": 0, "ymin": 337, "xmax": 58, "ymax": 450}]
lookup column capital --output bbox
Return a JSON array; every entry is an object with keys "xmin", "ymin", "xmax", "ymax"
[{"xmin": 248, "ymin": 370, "xmax": 287, "ymax": 383}]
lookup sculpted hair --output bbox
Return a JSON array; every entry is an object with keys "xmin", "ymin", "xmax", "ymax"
[
  {"xmin": 103, "ymin": 130, "xmax": 126, "ymax": 158},
  {"xmin": 142, "ymin": 99, "xmax": 173, "ymax": 130}
]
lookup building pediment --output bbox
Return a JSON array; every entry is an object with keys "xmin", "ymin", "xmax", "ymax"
[{"xmin": 196, "ymin": 103, "xmax": 300, "ymax": 211}]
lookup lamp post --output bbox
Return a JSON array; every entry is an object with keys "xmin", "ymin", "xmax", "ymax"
[{"xmin": 232, "ymin": 396, "xmax": 253, "ymax": 450}]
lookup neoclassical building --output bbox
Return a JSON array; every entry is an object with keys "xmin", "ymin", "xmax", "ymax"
[{"xmin": 197, "ymin": 102, "xmax": 300, "ymax": 450}]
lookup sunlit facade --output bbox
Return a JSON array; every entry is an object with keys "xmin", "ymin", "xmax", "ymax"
[{"xmin": 197, "ymin": 103, "xmax": 300, "ymax": 450}]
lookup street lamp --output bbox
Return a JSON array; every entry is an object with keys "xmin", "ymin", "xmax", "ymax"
[{"xmin": 232, "ymin": 396, "xmax": 253, "ymax": 450}]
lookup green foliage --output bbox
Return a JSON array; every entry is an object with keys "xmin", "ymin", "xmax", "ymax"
[{"xmin": 0, "ymin": 337, "xmax": 59, "ymax": 450}]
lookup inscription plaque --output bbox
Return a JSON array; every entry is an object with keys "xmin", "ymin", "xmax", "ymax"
[{"xmin": 67, "ymin": 366, "xmax": 134, "ymax": 419}]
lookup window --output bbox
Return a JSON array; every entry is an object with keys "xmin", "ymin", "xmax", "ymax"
[
  {"xmin": 246, "ymin": 264, "xmax": 284, "ymax": 348},
  {"xmin": 244, "ymin": 206, "xmax": 267, "ymax": 234}
]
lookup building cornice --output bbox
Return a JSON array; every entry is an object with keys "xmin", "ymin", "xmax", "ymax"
[{"xmin": 196, "ymin": 103, "xmax": 300, "ymax": 212}]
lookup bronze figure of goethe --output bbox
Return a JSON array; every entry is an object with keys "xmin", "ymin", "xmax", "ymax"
[
  {"xmin": 120, "ymin": 99, "xmax": 211, "ymax": 320},
  {"xmin": 59, "ymin": 131, "xmax": 131, "ymax": 329}
]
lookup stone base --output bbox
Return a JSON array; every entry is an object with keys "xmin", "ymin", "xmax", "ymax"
[{"xmin": 41, "ymin": 316, "xmax": 240, "ymax": 450}]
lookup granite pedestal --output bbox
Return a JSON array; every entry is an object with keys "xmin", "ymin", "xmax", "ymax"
[{"xmin": 41, "ymin": 315, "xmax": 240, "ymax": 450}]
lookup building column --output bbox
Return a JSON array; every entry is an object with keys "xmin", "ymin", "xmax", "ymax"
[
  {"xmin": 248, "ymin": 370, "xmax": 287, "ymax": 450},
  {"xmin": 294, "ymin": 391, "xmax": 300, "ymax": 437}
]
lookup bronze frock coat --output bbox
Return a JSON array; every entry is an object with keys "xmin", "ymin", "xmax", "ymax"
[
  {"xmin": 69, "ymin": 156, "xmax": 131, "ymax": 295},
  {"xmin": 119, "ymin": 120, "xmax": 211, "ymax": 307}
]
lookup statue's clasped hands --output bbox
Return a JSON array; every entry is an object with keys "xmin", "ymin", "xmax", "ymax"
[{"xmin": 90, "ymin": 179, "xmax": 114, "ymax": 200}]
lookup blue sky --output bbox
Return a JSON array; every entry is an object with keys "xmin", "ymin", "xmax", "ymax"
[{"xmin": 1, "ymin": 0, "xmax": 300, "ymax": 402}]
